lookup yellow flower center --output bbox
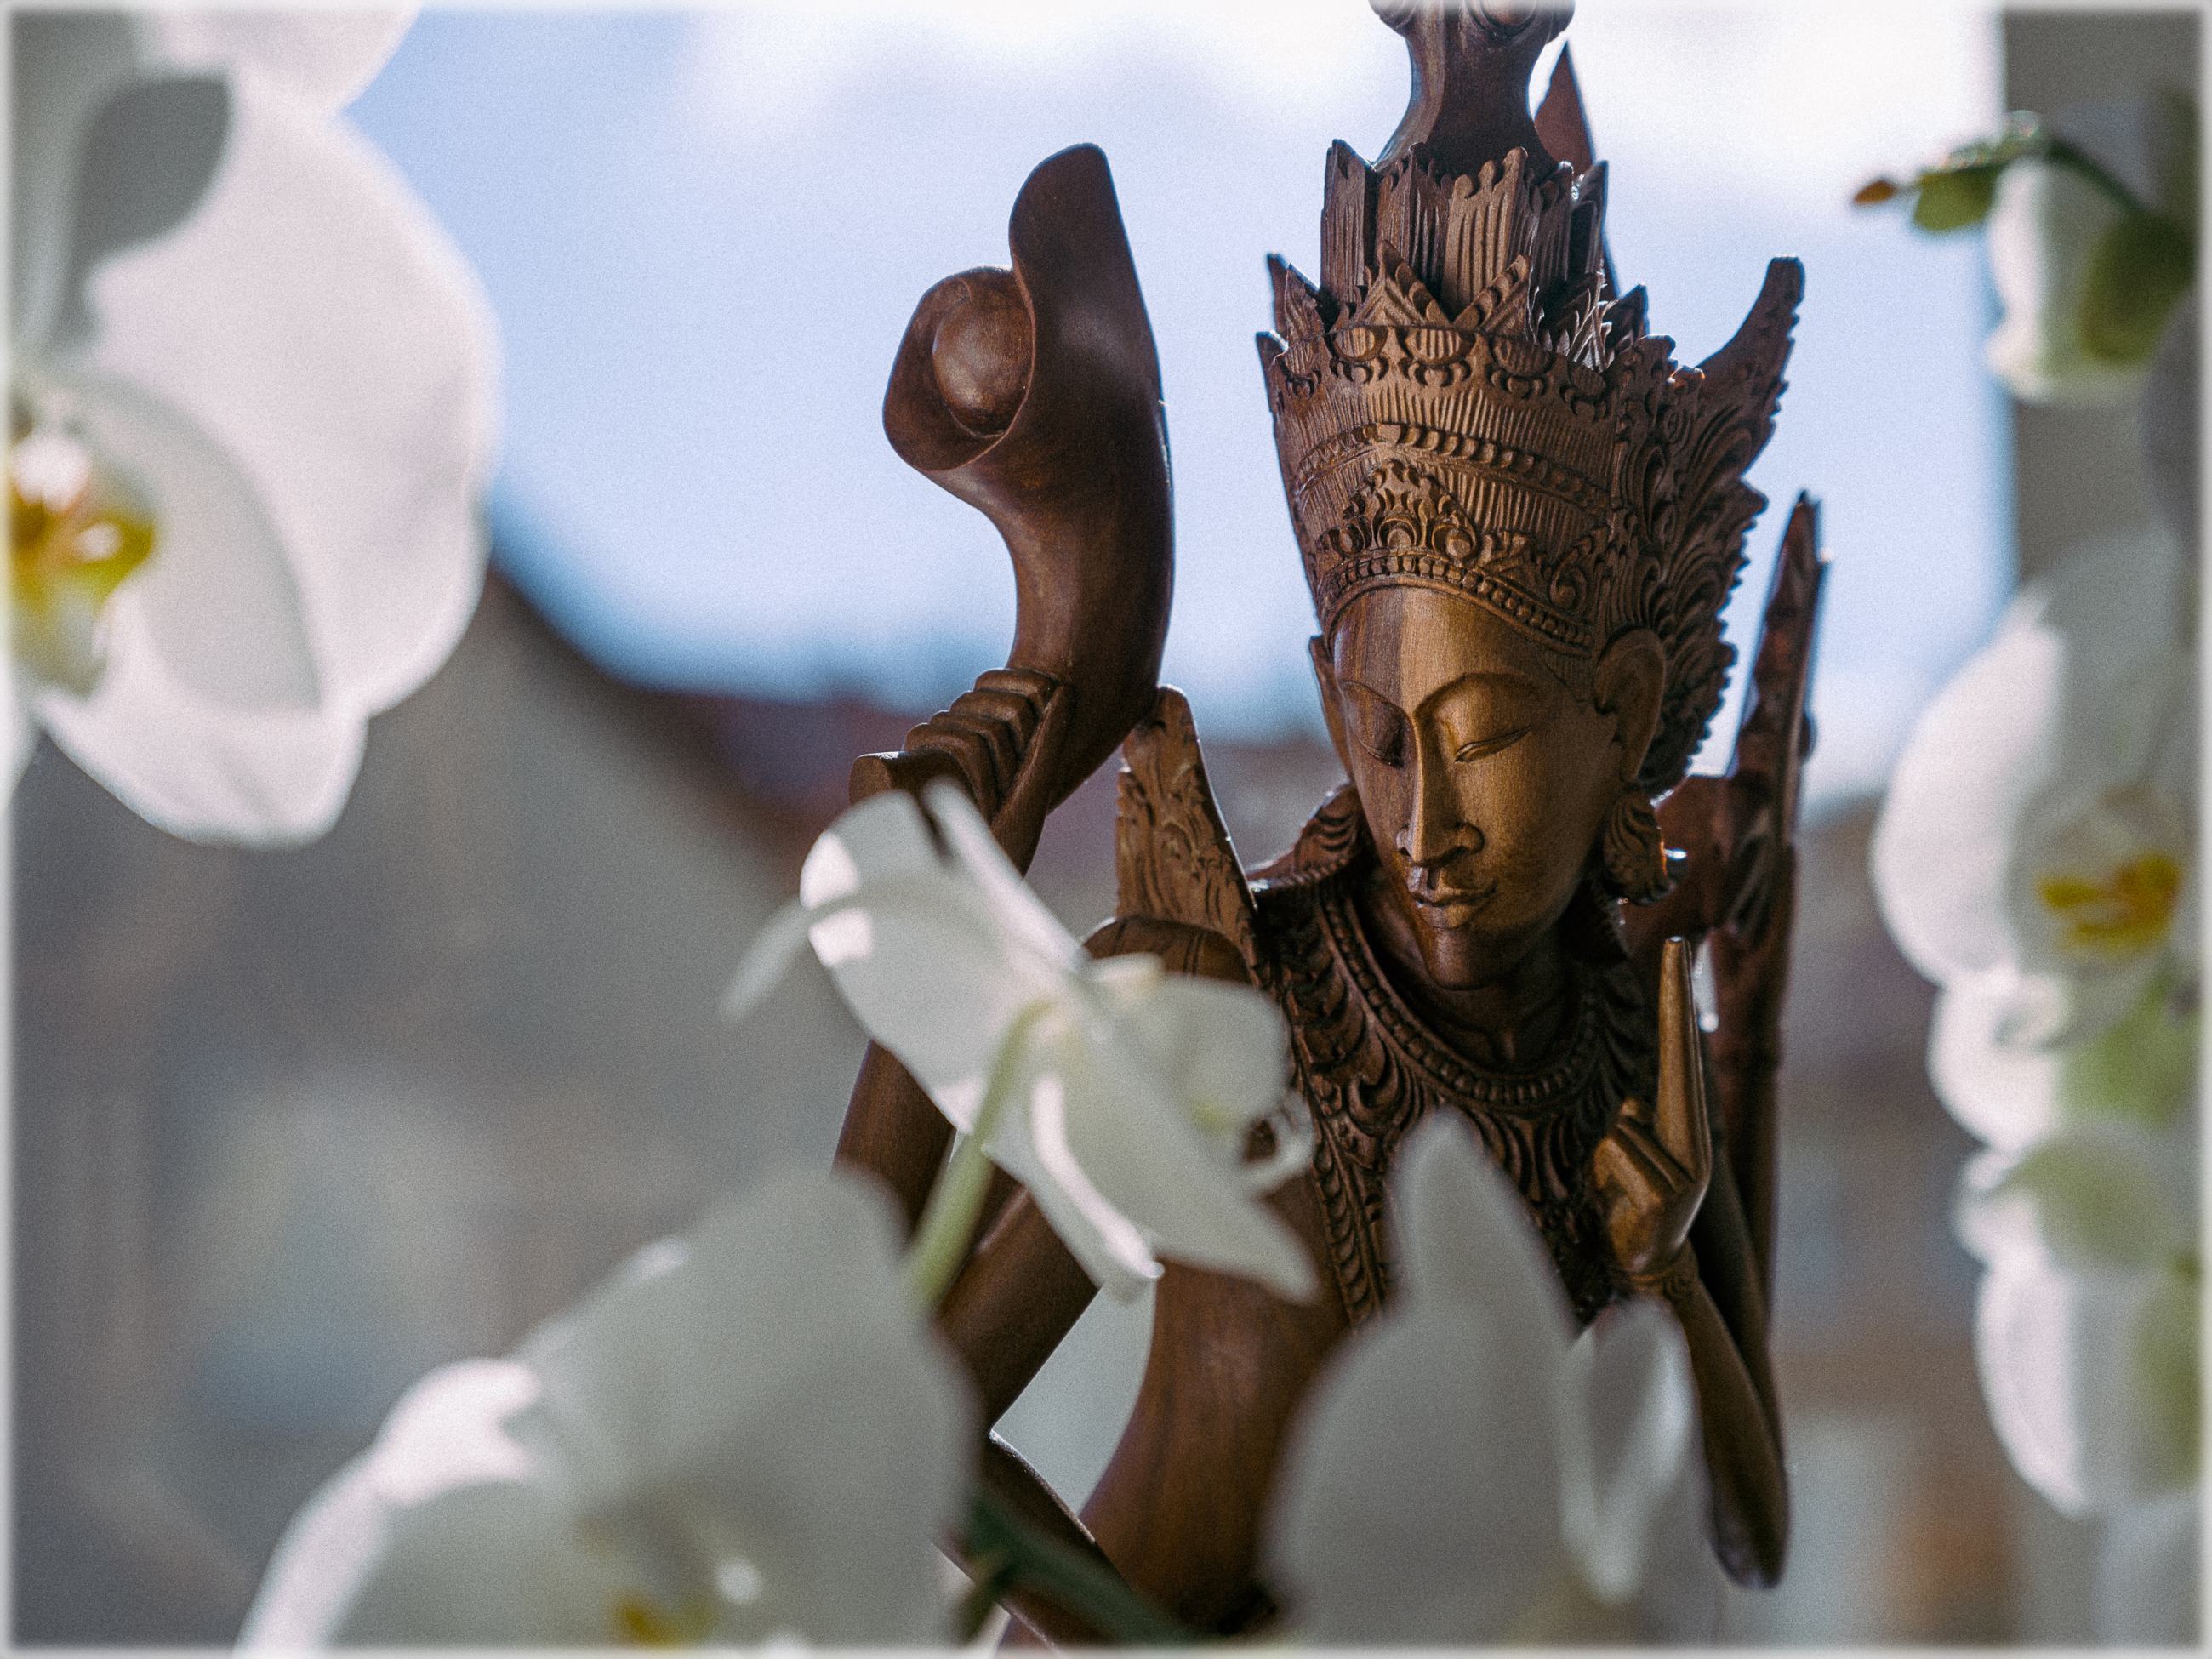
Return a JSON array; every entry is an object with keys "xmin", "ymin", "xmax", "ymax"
[
  {"xmin": 9, "ymin": 416, "xmax": 157, "ymax": 694},
  {"xmin": 2037, "ymin": 852, "xmax": 2184, "ymax": 956},
  {"xmin": 610, "ymin": 1593, "xmax": 715, "ymax": 1645}
]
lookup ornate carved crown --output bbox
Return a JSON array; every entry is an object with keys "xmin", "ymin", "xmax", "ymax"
[{"xmin": 1257, "ymin": 14, "xmax": 1801, "ymax": 795}]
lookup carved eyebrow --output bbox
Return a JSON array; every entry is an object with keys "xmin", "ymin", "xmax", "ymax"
[
  {"xmin": 1413, "ymin": 667, "xmax": 1547, "ymax": 715},
  {"xmin": 1336, "ymin": 675, "xmax": 1405, "ymax": 711}
]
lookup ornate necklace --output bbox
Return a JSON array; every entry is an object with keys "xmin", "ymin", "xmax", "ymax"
[{"xmin": 1253, "ymin": 799, "xmax": 1648, "ymax": 1326}]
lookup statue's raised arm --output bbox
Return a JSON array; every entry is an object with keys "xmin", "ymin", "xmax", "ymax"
[{"xmin": 833, "ymin": 145, "xmax": 1174, "ymax": 1231}]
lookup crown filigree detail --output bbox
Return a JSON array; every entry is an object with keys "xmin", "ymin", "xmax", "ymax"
[{"xmin": 1259, "ymin": 126, "xmax": 1802, "ymax": 795}]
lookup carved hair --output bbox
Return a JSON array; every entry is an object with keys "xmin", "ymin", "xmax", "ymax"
[{"xmin": 1260, "ymin": 138, "xmax": 1800, "ymax": 795}]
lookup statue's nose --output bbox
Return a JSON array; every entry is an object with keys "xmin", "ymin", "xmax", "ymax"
[{"xmin": 1397, "ymin": 744, "xmax": 1480, "ymax": 870}]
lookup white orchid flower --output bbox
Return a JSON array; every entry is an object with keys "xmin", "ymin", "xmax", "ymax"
[
  {"xmin": 1266, "ymin": 1116, "xmax": 1718, "ymax": 1644},
  {"xmin": 240, "ymin": 1164, "xmax": 972, "ymax": 1646},
  {"xmin": 1955, "ymin": 1114, "xmax": 2198, "ymax": 1519},
  {"xmin": 1873, "ymin": 529, "xmax": 2195, "ymax": 1100},
  {"xmin": 728, "ymin": 778, "xmax": 1317, "ymax": 1305},
  {"xmin": 1982, "ymin": 96, "xmax": 2196, "ymax": 408},
  {"xmin": 1875, "ymin": 523, "xmax": 2199, "ymax": 1626},
  {"xmin": 10, "ymin": 10, "xmax": 495, "ymax": 843}
]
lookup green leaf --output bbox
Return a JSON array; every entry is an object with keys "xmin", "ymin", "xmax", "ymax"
[
  {"xmin": 1858, "ymin": 112, "xmax": 2052, "ymax": 227},
  {"xmin": 1913, "ymin": 164, "xmax": 2003, "ymax": 231},
  {"xmin": 2078, "ymin": 211, "xmax": 2197, "ymax": 364}
]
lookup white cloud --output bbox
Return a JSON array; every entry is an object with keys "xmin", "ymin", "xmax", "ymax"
[{"xmin": 680, "ymin": 2, "xmax": 2001, "ymax": 214}]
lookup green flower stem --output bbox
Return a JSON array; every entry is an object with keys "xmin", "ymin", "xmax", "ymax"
[
  {"xmin": 964, "ymin": 1485, "xmax": 1198, "ymax": 1645},
  {"xmin": 904, "ymin": 1001, "xmax": 1052, "ymax": 1309},
  {"xmin": 2046, "ymin": 134, "xmax": 2155, "ymax": 219}
]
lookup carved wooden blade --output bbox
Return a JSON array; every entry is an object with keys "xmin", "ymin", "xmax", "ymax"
[
  {"xmin": 1732, "ymin": 493, "xmax": 1825, "ymax": 853},
  {"xmin": 1531, "ymin": 43, "xmax": 1617, "ymax": 294}
]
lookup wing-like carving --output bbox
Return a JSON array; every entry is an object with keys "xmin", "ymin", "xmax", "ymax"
[{"xmin": 1114, "ymin": 688, "xmax": 1257, "ymax": 970}]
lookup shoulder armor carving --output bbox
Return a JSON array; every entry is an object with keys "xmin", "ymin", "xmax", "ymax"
[{"xmin": 1113, "ymin": 687, "xmax": 1258, "ymax": 972}]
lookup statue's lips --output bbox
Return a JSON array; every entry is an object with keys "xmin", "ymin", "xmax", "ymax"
[{"xmin": 1408, "ymin": 881, "xmax": 1497, "ymax": 924}]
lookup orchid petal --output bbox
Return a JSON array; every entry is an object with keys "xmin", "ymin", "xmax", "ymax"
[
  {"xmin": 1974, "ymin": 1253, "xmax": 2198, "ymax": 1515},
  {"xmin": 239, "ymin": 1360, "xmax": 617, "ymax": 1647},
  {"xmin": 35, "ymin": 594, "xmax": 362, "ymax": 843},
  {"xmin": 48, "ymin": 72, "xmax": 231, "ymax": 349},
  {"xmin": 1562, "ymin": 1298, "xmax": 1697, "ymax": 1605},
  {"xmin": 1108, "ymin": 969, "xmax": 1293, "ymax": 1144},
  {"xmin": 1396, "ymin": 1115, "xmax": 1576, "ymax": 1349},
  {"xmin": 1931, "ymin": 966, "xmax": 2192, "ymax": 1143},
  {"xmin": 2027, "ymin": 527, "xmax": 2190, "ymax": 710},
  {"xmin": 1046, "ymin": 1026, "xmax": 1317, "ymax": 1301},
  {"xmin": 40, "ymin": 369, "xmax": 322, "ymax": 710},
  {"xmin": 1012, "ymin": 1066, "xmax": 1166, "ymax": 1301},
  {"xmin": 137, "ymin": 10, "xmax": 415, "ymax": 113},
  {"xmin": 80, "ymin": 66, "xmax": 496, "ymax": 717},
  {"xmin": 2142, "ymin": 297, "xmax": 2198, "ymax": 550},
  {"xmin": 1872, "ymin": 603, "xmax": 2067, "ymax": 986},
  {"xmin": 8, "ymin": 680, "xmax": 34, "ymax": 789},
  {"xmin": 2057, "ymin": 978, "xmax": 2199, "ymax": 1132},
  {"xmin": 791, "ymin": 788, "xmax": 1065, "ymax": 1119},
  {"xmin": 10, "ymin": 10, "xmax": 147, "ymax": 344},
  {"xmin": 799, "ymin": 788, "xmax": 937, "ymax": 905},
  {"xmin": 922, "ymin": 778, "xmax": 1087, "ymax": 977},
  {"xmin": 720, "ymin": 897, "xmax": 819, "ymax": 1023},
  {"xmin": 1266, "ymin": 1117, "xmax": 1576, "ymax": 1639},
  {"xmin": 519, "ymin": 1168, "xmax": 969, "ymax": 1645},
  {"xmin": 1958, "ymin": 1126, "xmax": 2191, "ymax": 1275},
  {"xmin": 1928, "ymin": 980, "xmax": 2067, "ymax": 1149},
  {"xmin": 1268, "ymin": 1303, "xmax": 1565, "ymax": 1640},
  {"xmin": 788, "ymin": 786, "xmax": 1325, "ymax": 1304}
]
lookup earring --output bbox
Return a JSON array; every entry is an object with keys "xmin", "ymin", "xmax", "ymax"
[{"xmin": 1599, "ymin": 790, "xmax": 1673, "ymax": 904}]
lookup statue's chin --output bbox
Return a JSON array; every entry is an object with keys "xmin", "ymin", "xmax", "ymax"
[
  {"xmin": 1411, "ymin": 916, "xmax": 1517, "ymax": 992},
  {"xmin": 1408, "ymin": 904, "xmax": 1565, "ymax": 997}
]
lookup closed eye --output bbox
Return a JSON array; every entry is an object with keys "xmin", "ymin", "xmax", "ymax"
[
  {"xmin": 1358, "ymin": 715, "xmax": 1407, "ymax": 767},
  {"xmin": 1454, "ymin": 727, "xmax": 1529, "ymax": 763},
  {"xmin": 1340, "ymin": 683, "xmax": 1409, "ymax": 767}
]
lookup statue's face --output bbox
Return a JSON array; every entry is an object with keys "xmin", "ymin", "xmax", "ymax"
[{"xmin": 1321, "ymin": 585, "xmax": 1628, "ymax": 989}]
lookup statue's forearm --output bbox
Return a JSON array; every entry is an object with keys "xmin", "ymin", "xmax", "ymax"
[
  {"xmin": 1646, "ymin": 1251, "xmax": 1788, "ymax": 1588},
  {"xmin": 1689, "ymin": 1143, "xmax": 1783, "ymax": 1440},
  {"xmin": 833, "ymin": 1044, "xmax": 952, "ymax": 1238},
  {"xmin": 936, "ymin": 1196, "xmax": 1119, "ymax": 1643},
  {"xmin": 938, "ymin": 1190, "xmax": 1101, "ymax": 1426}
]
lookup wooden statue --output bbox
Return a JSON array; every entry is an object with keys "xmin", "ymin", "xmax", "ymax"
[{"xmin": 831, "ymin": 2, "xmax": 1823, "ymax": 1639}]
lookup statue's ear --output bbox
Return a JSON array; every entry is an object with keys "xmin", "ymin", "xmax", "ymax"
[
  {"xmin": 1309, "ymin": 636, "xmax": 1358, "ymax": 778},
  {"xmin": 1593, "ymin": 628, "xmax": 1666, "ymax": 787}
]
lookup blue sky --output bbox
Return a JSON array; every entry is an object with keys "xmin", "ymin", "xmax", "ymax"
[{"xmin": 350, "ymin": 3, "xmax": 2009, "ymax": 804}]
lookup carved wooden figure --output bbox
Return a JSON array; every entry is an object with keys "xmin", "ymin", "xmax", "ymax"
[{"xmin": 831, "ymin": 2, "xmax": 1824, "ymax": 1639}]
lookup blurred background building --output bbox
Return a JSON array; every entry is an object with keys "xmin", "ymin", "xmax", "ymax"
[{"xmin": 12, "ymin": 3, "xmax": 2198, "ymax": 1644}]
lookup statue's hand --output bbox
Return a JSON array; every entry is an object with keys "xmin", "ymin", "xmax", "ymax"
[
  {"xmin": 899, "ymin": 668, "xmax": 1073, "ymax": 870},
  {"xmin": 1593, "ymin": 938, "xmax": 1713, "ymax": 1283}
]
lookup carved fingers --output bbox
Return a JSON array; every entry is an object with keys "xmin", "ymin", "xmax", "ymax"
[
  {"xmin": 1593, "ymin": 938, "xmax": 1713, "ymax": 1281},
  {"xmin": 901, "ymin": 670, "xmax": 1071, "ymax": 870},
  {"xmin": 902, "ymin": 670, "xmax": 1054, "ymax": 809}
]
